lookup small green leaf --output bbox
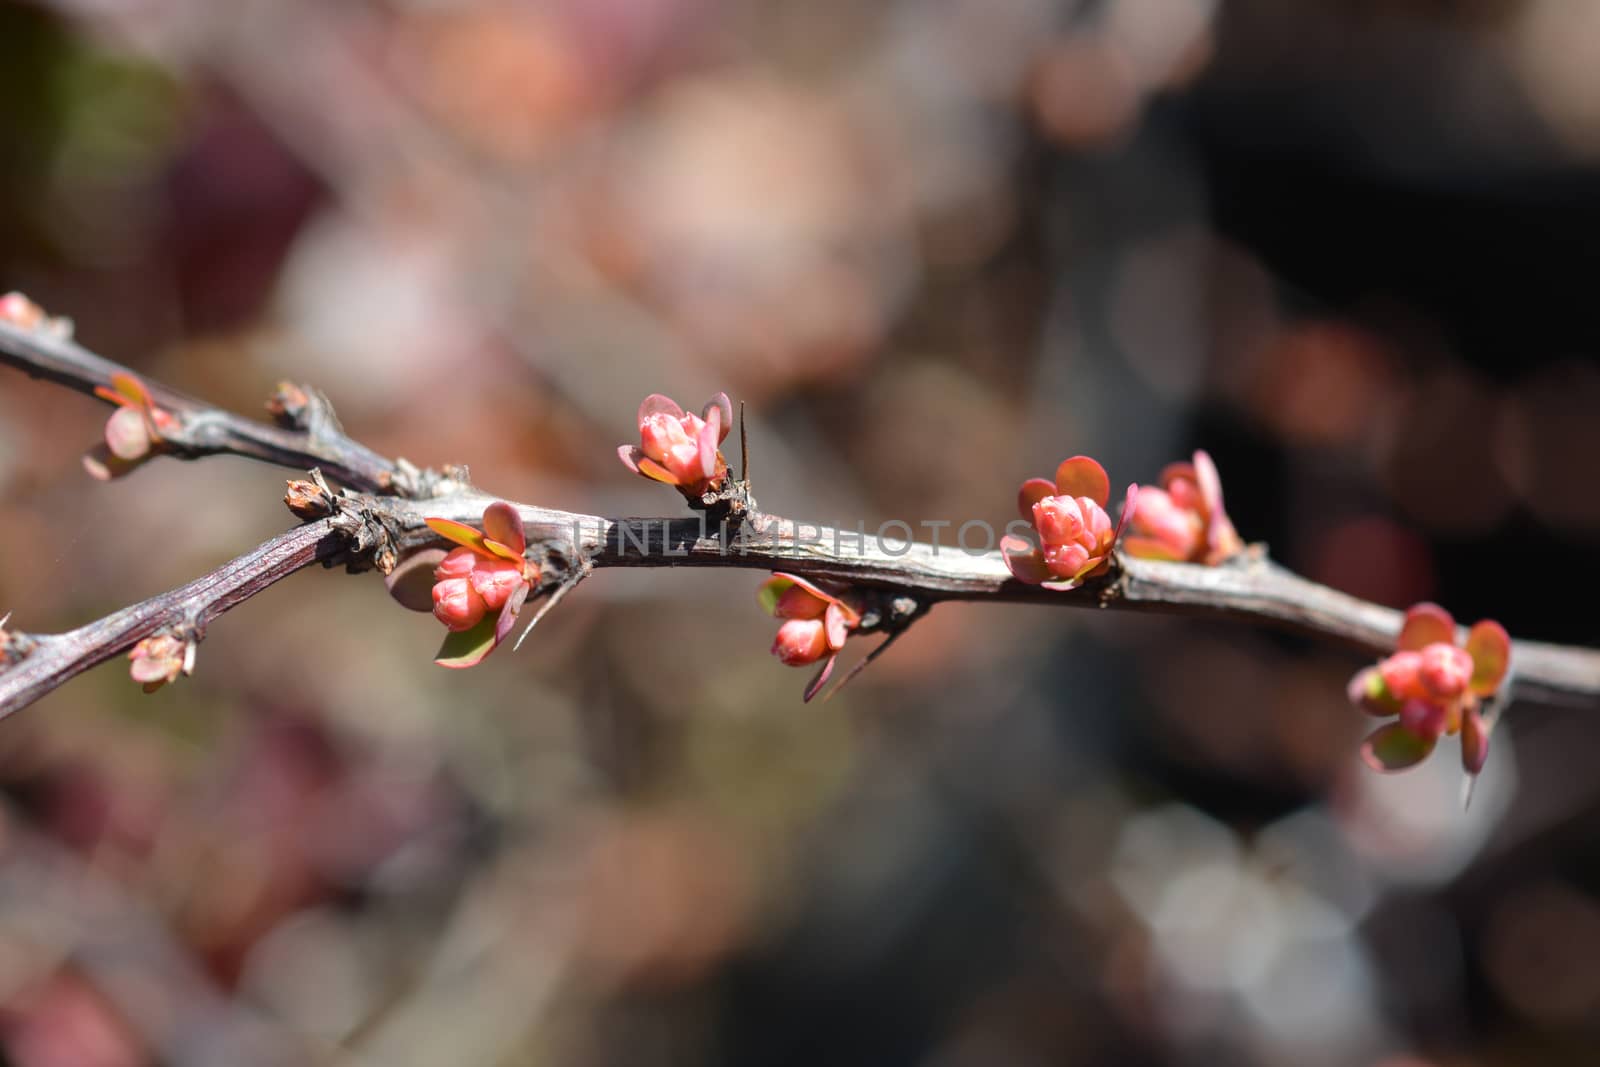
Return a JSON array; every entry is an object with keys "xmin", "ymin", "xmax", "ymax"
[
  {"xmin": 757, "ymin": 575, "xmax": 795, "ymax": 616},
  {"xmin": 426, "ymin": 518, "xmax": 490, "ymax": 554},
  {"xmin": 1360, "ymin": 723, "xmax": 1435, "ymax": 772},
  {"xmin": 1347, "ymin": 666, "xmax": 1402, "ymax": 717},
  {"xmin": 434, "ymin": 615, "xmax": 499, "ymax": 669}
]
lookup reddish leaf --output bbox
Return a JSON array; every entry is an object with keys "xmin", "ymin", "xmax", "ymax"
[
  {"xmin": 1112, "ymin": 483, "xmax": 1138, "ymax": 542},
  {"xmin": 1017, "ymin": 478, "xmax": 1057, "ymax": 523},
  {"xmin": 1397, "ymin": 603, "xmax": 1454, "ymax": 652},
  {"xmin": 481, "ymin": 502, "xmax": 526, "ymax": 556},
  {"xmin": 824, "ymin": 602, "xmax": 849, "ymax": 650},
  {"xmin": 1193, "ymin": 450, "xmax": 1226, "ymax": 519},
  {"xmin": 1465, "ymin": 620, "xmax": 1511, "ymax": 696},
  {"xmin": 385, "ymin": 549, "xmax": 447, "ymax": 612},
  {"xmin": 1360, "ymin": 723, "xmax": 1435, "ymax": 772},
  {"xmin": 1158, "ymin": 461, "xmax": 1196, "ymax": 492},
  {"xmin": 703, "ymin": 393, "xmax": 733, "ymax": 443},
  {"xmin": 1054, "ymin": 456, "xmax": 1110, "ymax": 508},
  {"xmin": 697, "ymin": 404, "xmax": 721, "ymax": 479},
  {"xmin": 638, "ymin": 394, "xmax": 684, "ymax": 423},
  {"xmin": 495, "ymin": 581, "xmax": 531, "ymax": 645},
  {"xmin": 1001, "ymin": 536, "xmax": 1050, "ymax": 584}
]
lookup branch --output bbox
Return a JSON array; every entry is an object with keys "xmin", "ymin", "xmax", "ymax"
[
  {"xmin": 0, "ymin": 320, "xmax": 439, "ymax": 495},
  {"xmin": 0, "ymin": 520, "xmax": 344, "ymax": 718},
  {"xmin": 1, "ymin": 323, "xmax": 1595, "ymax": 717},
  {"xmin": 397, "ymin": 499, "xmax": 1600, "ymax": 709}
]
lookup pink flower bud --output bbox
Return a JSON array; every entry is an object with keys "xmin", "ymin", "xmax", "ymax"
[
  {"xmin": 1128, "ymin": 486, "xmax": 1203, "ymax": 560},
  {"xmin": 128, "ymin": 634, "xmax": 191, "ymax": 692},
  {"xmin": 467, "ymin": 556, "xmax": 527, "ymax": 611},
  {"xmin": 1377, "ymin": 650, "xmax": 1424, "ymax": 701},
  {"xmin": 619, "ymin": 393, "xmax": 732, "ymax": 497},
  {"xmin": 434, "ymin": 547, "xmax": 479, "ymax": 582},
  {"xmin": 1399, "ymin": 698, "xmax": 1449, "ymax": 741},
  {"xmin": 0, "ymin": 292, "xmax": 44, "ymax": 329},
  {"xmin": 772, "ymin": 618, "xmax": 829, "ymax": 666},
  {"xmin": 640, "ymin": 412, "xmax": 702, "ymax": 476},
  {"xmin": 1346, "ymin": 602, "xmax": 1512, "ymax": 777},
  {"xmin": 1417, "ymin": 642, "xmax": 1472, "ymax": 700},
  {"xmin": 772, "ymin": 584, "xmax": 827, "ymax": 620},
  {"xmin": 432, "ymin": 577, "xmax": 488, "ymax": 631},
  {"xmin": 1043, "ymin": 542, "xmax": 1091, "ymax": 579},
  {"xmin": 1032, "ymin": 495, "xmax": 1085, "ymax": 546}
]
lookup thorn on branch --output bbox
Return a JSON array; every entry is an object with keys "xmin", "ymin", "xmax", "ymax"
[
  {"xmin": 513, "ymin": 553, "xmax": 590, "ymax": 651},
  {"xmin": 816, "ymin": 590, "xmax": 929, "ymax": 701}
]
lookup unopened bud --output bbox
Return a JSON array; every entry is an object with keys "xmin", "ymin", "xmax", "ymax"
[{"xmin": 285, "ymin": 479, "xmax": 333, "ymax": 519}]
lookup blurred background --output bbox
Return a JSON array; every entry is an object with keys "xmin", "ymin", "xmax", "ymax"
[{"xmin": 2, "ymin": 0, "xmax": 1599, "ymax": 1064}]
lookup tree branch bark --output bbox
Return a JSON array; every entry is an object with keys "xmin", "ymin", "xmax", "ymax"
[{"xmin": 0, "ymin": 320, "xmax": 421, "ymax": 494}]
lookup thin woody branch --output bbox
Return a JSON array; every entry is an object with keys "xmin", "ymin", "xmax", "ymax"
[
  {"xmin": 0, "ymin": 520, "xmax": 343, "ymax": 717},
  {"xmin": 0, "ymin": 320, "xmax": 440, "ymax": 495},
  {"xmin": 0, "ymin": 322, "xmax": 1596, "ymax": 720}
]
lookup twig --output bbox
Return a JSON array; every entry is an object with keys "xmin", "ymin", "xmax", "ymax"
[
  {"xmin": 0, "ymin": 321, "xmax": 430, "ymax": 494},
  {"xmin": 0, "ymin": 520, "xmax": 344, "ymax": 718}
]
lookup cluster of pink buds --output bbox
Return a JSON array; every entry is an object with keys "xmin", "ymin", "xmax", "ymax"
[
  {"xmin": 0, "ymin": 291, "xmax": 73, "ymax": 339},
  {"xmin": 1123, "ymin": 450, "xmax": 1244, "ymax": 565},
  {"xmin": 82, "ymin": 373, "xmax": 179, "ymax": 480},
  {"xmin": 758, "ymin": 573, "xmax": 861, "ymax": 701},
  {"xmin": 424, "ymin": 503, "xmax": 541, "ymax": 668},
  {"xmin": 618, "ymin": 392, "xmax": 733, "ymax": 502},
  {"xmin": 1001, "ymin": 456, "xmax": 1137, "ymax": 590},
  {"xmin": 128, "ymin": 633, "xmax": 195, "ymax": 693},
  {"xmin": 1348, "ymin": 603, "xmax": 1511, "ymax": 774}
]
